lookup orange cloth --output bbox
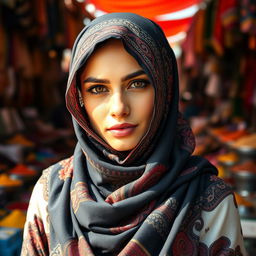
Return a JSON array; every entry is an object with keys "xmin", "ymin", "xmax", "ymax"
[{"xmin": 0, "ymin": 174, "xmax": 22, "ymax": 187}]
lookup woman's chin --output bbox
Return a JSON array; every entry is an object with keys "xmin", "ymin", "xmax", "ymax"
[{"xmin": 108, "ymin": 140, "xmax": 137, "ymax": 152}]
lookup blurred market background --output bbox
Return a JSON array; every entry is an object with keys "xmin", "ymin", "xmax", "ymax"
[{"xmin": 0, "ymin": 0, "xmax": 255, "ymax": 255}]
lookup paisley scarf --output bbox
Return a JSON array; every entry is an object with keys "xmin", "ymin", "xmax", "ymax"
[{"xmin": 48, "ymin": 12, "xmax": 219, "ymax": 255}]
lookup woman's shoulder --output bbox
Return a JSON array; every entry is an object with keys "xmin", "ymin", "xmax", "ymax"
[
  {"xmin": 188, "ymin": 155, "xmax": 234, "ymax": 210},
  {"xmin": 35, "ymin": 155, "xmax": 74, "ymax": 200},
  {"xmin": 197, "ymin": 176, "xmax": 246, "ymax": 255},
  {"xmin": 39, "ymin": 155, "xmax": 74, "ymax": 180},
  {"xmin": 200, "ymin": 174, "xmax": 235, "ymax": 211}
]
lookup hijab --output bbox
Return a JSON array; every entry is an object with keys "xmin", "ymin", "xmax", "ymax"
[{"xmin": 48, "ymin": 12, "xmax": 218, "ymax": 255}]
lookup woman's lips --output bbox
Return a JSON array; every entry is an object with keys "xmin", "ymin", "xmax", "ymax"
[{"xmin": 107, "ymin": 123, "xmax": 137, "ymax": 137}]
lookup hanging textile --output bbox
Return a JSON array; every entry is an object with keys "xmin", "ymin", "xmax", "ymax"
[
  {"xmin": 87, "ymin": 0, "xmax": 200, "ymax": 18},
  {"xmin": 85, "ymin": 0, "xmax": 200, "ymax": 37}
]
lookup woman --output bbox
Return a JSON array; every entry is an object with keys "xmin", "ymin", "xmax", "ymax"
[{"xmin": 21, "ymin": 12, "xmax": 246, "ymax": 255}]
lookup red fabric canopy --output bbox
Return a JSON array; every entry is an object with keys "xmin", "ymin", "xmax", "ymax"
[
  {"xmin": 86, "ymin": 0, "xmax": 200, "ymax": 38},
  {"xmin": 88, "ymin": 0, "xmax": 199, "ymax": 18},
  {"xmin": 156, "ymin": 17, "xmax": 193, "ymax": 38}
]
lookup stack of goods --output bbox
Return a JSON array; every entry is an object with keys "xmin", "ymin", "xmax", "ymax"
[
  {"xmin": 0, "ymin": 2, "xmax": 84, "ymax": 253},
  {"xmin": 0, "ymin": 108, "xmax": 76, "ymax": 256},
  {"xmin": 231, "ymin": 133, "xmax": 256, "ymax": 154}
]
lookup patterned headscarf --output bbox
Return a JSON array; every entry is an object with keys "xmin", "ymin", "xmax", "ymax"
[{"xmin": 48, "ymin": 12, "xmax": 219, "ymax": 255}]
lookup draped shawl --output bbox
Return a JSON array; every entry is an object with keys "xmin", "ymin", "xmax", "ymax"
[{"xmin": 47, "ymin": 12, "xmax": 222, "ymax": 255}]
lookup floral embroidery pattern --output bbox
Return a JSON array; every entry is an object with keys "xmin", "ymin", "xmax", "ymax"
[
  {"xmin": 71, "ymin": 182, "xmax": 94, "ymax": 213},
  {"xmin": 199, "ymin": 237, "xmax": 244, "ymax": 256},
  {"xmin": 172, "ymin": 232, "xmax": 196, "ymax": 256},
  {"xmin": 172, "ymin": 233, "xmax": 244, "ymax": 256},
  {"xmin": 145, "ymin": 198, "xmax": 177, "ymax": 239},
  {"xmin": 39, "ymin": 166, "xmax": 52, "ymax": 201},
  {"xmin": 58, "ymin": 156, "xmax": 74, "ymax": 180},
  {"xmin": 203, "ymin": 175, "xmax": 232, "ymax": 211},
  {"xmin": 171, "ymin": 175, "xmax": 242, "ymax": 256}
]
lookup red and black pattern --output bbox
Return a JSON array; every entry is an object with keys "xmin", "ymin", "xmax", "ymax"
[
  {"xmin": 128, "ymin": 164, "xmax": 167, "ymax": 197},
  {"xmin": 172, "ymin": 175, "xmax": 237, "ymax": 256},
  {"xmin": 21, "ymin": 215, "xmax": 49, "ymax": 256},
  {"xmin": 110, "ymin": 201, "xmax": 156, "ymax": 234},
  {"xmin": 105, "ymin": 164, "xmax": 167, "ymax": 204},
  {"xmin": 172, "ymin": 232, "xmax": 196, "ymax": 256},
  {"xmin": 173, "ymin": 234, "xmax": 244, "ymax": 256},
  {"xmin": 199, "ymin": 237, "xmax": 244, "ymax": 256}
]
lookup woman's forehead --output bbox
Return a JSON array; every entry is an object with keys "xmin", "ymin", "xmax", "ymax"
[{"xmin": 79, "ymin": 39, "xmax": 146, "ymax": 81}]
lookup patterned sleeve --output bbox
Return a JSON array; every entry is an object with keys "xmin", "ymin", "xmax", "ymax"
[
  {"xmin": 21, "ymin": 167, "xmax": 51, "ymax": 256},
  {"xmin": 199, "ymin": 193, "xmax": 248, "ymax": 255}
]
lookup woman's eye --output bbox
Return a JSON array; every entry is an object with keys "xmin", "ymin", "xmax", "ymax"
[
  {"xmin": 87, "ymin": 85, "xmax": 108, "ymax": 94},
  {"xmin": 129, "ymin": 80, "xmax": 150, "ymax": 89}
]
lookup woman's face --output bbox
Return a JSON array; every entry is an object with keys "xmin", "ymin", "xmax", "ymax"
[{"xmin": 80, "ymin": 39, "xmax": 155, "ymax": 151}]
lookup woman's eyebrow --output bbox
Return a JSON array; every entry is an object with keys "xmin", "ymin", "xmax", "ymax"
[
  {"xmin": 83, "ymin": 70, "xmax": 146, "ymax": 84},
  {"xmin": 83, "ymin": 77, "xmax": 110, "ymax": 84},
  {"xmin": 121, "ymin": 70, "xmax": 145, "ymax": 82}
]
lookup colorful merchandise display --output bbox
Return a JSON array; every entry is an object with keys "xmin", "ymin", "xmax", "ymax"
[
  {"xmin": 181, "ymin": 1, "xmax": 256, "ymax": 255},
  {"xmin": 0, "ymin": 0, "xmax": 79, "ymax": 246}
]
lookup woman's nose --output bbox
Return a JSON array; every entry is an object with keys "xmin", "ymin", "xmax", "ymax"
[{"xmin": 109, "ymin": 92, "xmax": 130, "ymax": 119}]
